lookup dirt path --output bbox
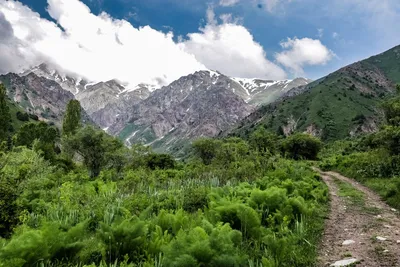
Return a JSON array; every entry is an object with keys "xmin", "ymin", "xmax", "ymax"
[{"xmin": 317, "ymin": 170, "xmax": 400, "ymax": 267}]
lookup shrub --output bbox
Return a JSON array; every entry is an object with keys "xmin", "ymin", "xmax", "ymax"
[
  {"xmin": 281, "ymin": 133, "xmax": 322, "ymax": 160},
  {"xmin": 16, "ymin": 112, "xmax": 29, "ymax": 122}
]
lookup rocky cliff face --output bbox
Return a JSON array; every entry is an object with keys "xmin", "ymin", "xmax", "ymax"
[
  {"xmin": 22, "ymin": 63, "xmax": 89, "ymax": 95},
  {"xmin": 6, "ymin": 64, "xmax": 312, "ymax": 154},
  {"xmin": 109, "ymin": 70, "xmax": 255, "ymax": 153},
  {"xmin": 21, "ymin": 64, "xmax": 156, "ymax": 129},
  {"xmin": 231, "ymin": 77, "xmax": 311, "ymax": 105},
  {"xmin": 0, "ymin": 72, "xmax": 75, "ymax": 123}
]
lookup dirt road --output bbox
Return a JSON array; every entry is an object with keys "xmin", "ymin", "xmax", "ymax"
[{"xmin": 317, "ymin": 170, "xmax": 400, "ymax": 267}]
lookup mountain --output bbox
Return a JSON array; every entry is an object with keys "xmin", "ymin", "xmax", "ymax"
[
  {"xmin": 228, "ymin": 45, "xmax": 400, "ymax": 141},
  {"xmin": 22, "ymin": 63, "xmax": 89, "ymax": 95},
  {"xmin": 0, "ymin": 72, "xmax": 76, "ymax": 123},
  {"xmin": 231, "ymin": 77, "xmax": 311, "ymax": 105},
  {"xmin": 21, "ymin": 64, "xmax": 156, "ymax": 129},
  {"xmin": 107, "ymin": 70, "xmax": 254, "ymax": 154},
  {"xmin": 0, "ymin": 72, "xmax": 92, "ymax": 126},
  {"xmin": 6, "ymin": 63, "xmax": 311, "ymax": 153}
]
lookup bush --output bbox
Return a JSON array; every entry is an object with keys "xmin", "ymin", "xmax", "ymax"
[
  {"xmin": 145, "ymin": 153, "xmax": 176, "ymax": 170},
  {"xmin": 281, "ymin": 133, "xmax": 322, "ymax": 160},
  {"xmin": 16, "ymin": 112, "xmax": 29, "ymax": 122}
]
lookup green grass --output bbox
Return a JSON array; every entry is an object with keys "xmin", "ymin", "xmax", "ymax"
[
  {"xmin": 364, "ymin": 177, "xmax": 400, "ymax": 210},
  {"xmin": 7, "ymin": 99, "xmax": 34, "ymax": 132},
  {"xmin": 334, "ymin": 178, "xmax": 365, "ymax": 206},
  {"xmin": 364, "ymin": 45, "xmax": 400, "ymax": 83}
]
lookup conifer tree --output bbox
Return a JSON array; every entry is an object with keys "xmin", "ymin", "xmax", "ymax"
[
  {"xmin": 0, "ymin": 84, "xmax": 11, "ymax": 142},
  {"xmin": 62, "ymin": 99, "xmax": 81, "ymax": 136}
]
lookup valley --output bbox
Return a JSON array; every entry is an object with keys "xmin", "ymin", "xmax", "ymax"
[{"xmin": 1, "ymin": 2, "xmax": 400, "ymax": 265}]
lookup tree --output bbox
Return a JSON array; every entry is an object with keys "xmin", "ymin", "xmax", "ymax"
[
  {"xmin": 62, "ymin": 100, "xmax": 81, "ymax": 136},
  {"xmin": 14, "ymin": 122, "xmax": 59, "ymax": 161},
  {"xmin": 216, "ymin": 137, "xmax": 249, "ymax": 165},
  {"xmin": 249, "ymin": 127, "xmax": 279, "ymax": 154},
  {"xmin": 145, "ymin": 153, "xmax": 176, "ymax": 170},
  {"xmin": 64, "ymin": 126, "xmax": 126, "ymax": 178},
  {"xmin": 192, "ymin": 138, "xmax": 222, "ymax": 165},
  {"xmin": 0, "ymin": 84, "xmax": 11, "ymax": 142},
  {"xmin": 16, "ymin": 111, "xmax": 29, "ymax": 122},
  {"xmin": 63, "ymin": 126, "xmax": 105, "ymax": 178},
  {"xmin": 374, "ymin": 126, "xmax": 400, "ymax": 155},
  {"xmin": 281, "ymin": 133, "xmax": 322, "ymax": 160},
  {"xmin": 383, "ymin": 84, "xmax": 400, "ymax": 126}
]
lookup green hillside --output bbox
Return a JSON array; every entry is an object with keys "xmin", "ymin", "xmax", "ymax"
[
  {"xmin": 229, "ymin": 45, "xmax": 400, "ymax": 141},
  {"xmin": 7, "ymin": 98, "xmax": 36, "ymax": 133}
]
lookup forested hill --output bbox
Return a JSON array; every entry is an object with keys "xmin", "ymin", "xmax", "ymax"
[{"xmin": 228, "ymin": 45, "xmax": 400, "ymax": 141}]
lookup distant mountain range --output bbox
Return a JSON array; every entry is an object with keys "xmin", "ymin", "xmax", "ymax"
[
  {"xmin": 0, "ymin": 63, "xmax": 309, "ymax": 154},
  {"xmin": 3, "ymin": 45, "xmax": 400, "ymax": 154}
]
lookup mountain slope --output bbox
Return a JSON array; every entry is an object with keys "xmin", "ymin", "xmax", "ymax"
[
  {"xmin": 109, "ymin": 70, "xmax": 254, "ymax": 154},
  {"xmin": 14, "ymin": 64, "xmax": 311, "ymax": 153},
  {"xmin": 0, "ymin": 72, "xmax": 92, "ymax": 126},
  {"xmin": 22, "ymin": 63, "xmax": 89, "ymax": 95},
  {"xmin": 231, "ymin": 77, "xmax": 311, "ymax": 105},
  {"xmin": 228, "ymin": 45, "xmax": 400, "ymax": 141},
  {"xmin": 21, "ymin": 64, "xmax": 156, "ymax": 129}
]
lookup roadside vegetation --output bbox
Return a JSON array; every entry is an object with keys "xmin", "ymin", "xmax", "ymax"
[
  {"xmin": 320, "ymin": 85, "xmax": 400, "ymax": 209},
  {"xmin": 0, "ymin": 84, "xmax": 329, "ymax": 267}
]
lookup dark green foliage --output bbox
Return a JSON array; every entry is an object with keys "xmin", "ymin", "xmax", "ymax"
[
  {"xmin": 374, "ymin": 126, "xmax": 400, "ymax": 155},
  {"xmin": 14, "ymin": 121, "xmax": 59, "ymax": 161},
  {"xmin": 0, "ymin": 179, "xmax": 19, "ymax": 238},
  {"xmin": 63, "ymin": 126, "xmax": 125, "ymax": 178},
  {"xmin": 145, "ymin": 153, "xmax": 176, "ymax": 170},
  {"xmin": 249, "ymin": 127, "xmax": 280, "ymax": 154},
  {"xmin": 28, "ymin": 113, "xmax": 39, "ymax": 121},
  {"xmin": 282, "ymin": 133, "xmax": 322, "ymax": 160},
  {"xmin": 63, "ymin": 126, "xmax": 106, "ymax": 178},
  {"xmin": 62, "ymin": 100, "xmax": 82, "ymax": 136},
  {"xmin": 192, "ymin": 138, "xmax": 222, "ymax": 165},
  {"xmin": 16, "ymin": 111, "xmax": 29, "ymax": 122},
  {"xmin": 0, "ymin": 110, "xmax": 329, "ymax": 267},
  {"xmin": 320, "ymin": 84, "xmax": 400, "ymax": 210},
  {"xmin": 382, "ymin": 96, "xmax": 400, "ymax": 126},
  {"xmin": 0, "ymin": 84, "xmax": 11, "ymax": 142}
]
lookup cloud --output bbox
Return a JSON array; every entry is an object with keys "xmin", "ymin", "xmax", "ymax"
[
  {"xmin": 275, "ymin": 37, "xmax": 334, "ymax": 75},
  {"xmin": 179, "ymin": 7, "xmax": 286, "ymax": 80},
  {"xmin": 332, "ymin": 32, "xmax": 339, "ymax": 39},
  {"xmin": 0, "ymin": 0, "xmax": 205, "ymax": 87},
  {"xmin": 0, "ymin": 0, "xmax": 291, "ymax": 86},
  {"xmin": 219, "ymin": 0, "xmax": 240, "ymax": 7},
  {"xmin": 317, "ymin": 28, "xmax": 323, "ymax": 38},
  {"xmin": 336, "ymin": 0, "xmax": 400, "ymax": 45}
]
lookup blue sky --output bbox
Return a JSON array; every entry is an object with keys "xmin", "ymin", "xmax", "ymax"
[{"xmin": 1, "ymin": 0, "xmax": 400, "ymax": 85}]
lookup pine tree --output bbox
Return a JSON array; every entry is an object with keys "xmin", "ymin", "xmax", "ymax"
[
  {"xmin": 62, "ymin": 100, "xmax": 81, "ymax": 136},
  {"xmin": 0, "ymin": 84, "xmax": 11, "ymax": 142}
]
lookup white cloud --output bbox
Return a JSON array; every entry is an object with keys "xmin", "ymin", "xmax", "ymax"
[
  {"xmin": 0, "ymin": 0, "xmax": 205, "ymax": 87},
  {"xmin": 180, "ymin": 8, "xmax": 286, "ymax": 80},
  {"xmin": 332, "ymin": 32, "xmax": 339, "ymax": 39},
  {"xmin": 219, "ymin": 0, "xmax": 240, "ymax": 7},
  {"xmin": 275, "ymin": 37, "xmax": 334, "ymax": 75},
  {"xmin": 317, "ymin": 28, "xmax": 323, "ymax": 38},
  {"xmin": 263, "ymin": 0, "xmax": 280, "ymax": 11},
  {"xmin": 0, "ymin": 0, "xmax": 290, "ymax": 86}
]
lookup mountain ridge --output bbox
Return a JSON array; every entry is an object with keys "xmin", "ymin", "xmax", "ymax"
[{"xmin": 227, "ymin": 45, "xmax": 400, "ymax": 141}]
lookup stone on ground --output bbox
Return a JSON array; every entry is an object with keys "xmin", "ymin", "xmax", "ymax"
[
  {"xmin": 330, "ymin": 258, "xmax": 359, "ymax": 266},
  {"xmin": 376, "ymin": 236, "xmax": 387, "ymax": 241},
  {"xmin": 342, "ymin": 240, "xmax": 355, "ymax": 245}
]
